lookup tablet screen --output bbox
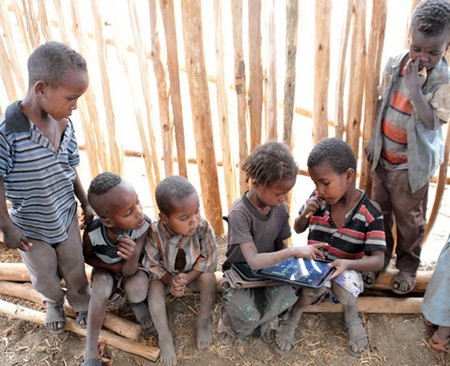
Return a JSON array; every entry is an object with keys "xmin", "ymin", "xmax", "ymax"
[
  {"xmin": 232, "ymin": 262, "xmax": 266, "ymax": 282},
  {"xmin": 256, "ymin": 257, "xmax": 335, "ymax": 288}
]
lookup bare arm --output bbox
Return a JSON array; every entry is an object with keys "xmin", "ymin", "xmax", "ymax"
[
  {"xmin": 0, "ymin": 178, "xmax": 32, "ymax": 251},
  {"xmin": 329, "ymin": 250, "xmax": 385, "ymax": 280},
  {"xmin": 239, "ymin": 240, "xmax": 325, "ymax": 271},
  {"xmin": 73, "ymin": 169, "xmax": 94, "ymax": 228},
  {"xmin": 403, "ymin": 58, "xmax": 435, "ymax": 129},
  {"xmin": 82, "ymin": 230, "xmax": 122, "ymax": 274}
]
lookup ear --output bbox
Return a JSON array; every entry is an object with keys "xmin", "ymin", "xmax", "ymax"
[
  {"xmin": 34, "ymin": 81, "xmax": 47, "ymax": 95},
  {"xmin": 100, "ymin": 217, "xmax": 115, "ymax": 228},
  {"xmin": 159, "ymin": 212, "xmax": 169, "ymax": 224},
  {"xmin": 345, "ymin": 168, "xmax": 356, "ymax": 183}
]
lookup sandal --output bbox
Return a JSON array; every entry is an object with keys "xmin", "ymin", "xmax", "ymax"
[
  {"xmin": 45, "ymin": 303, "xmax": 66, "ymax": 334},
  {"xmin": 76, "ymin": 311, "xmax": 88, "ymax": 328},
  {"xmin": 273, "ymin": 320, "xmax": 297, "ymax": 356},
  {"xmin": 429, "ymin": 331, "xmax": 450, "ymax": 354},
  {"xmin": 392, "ymin": 271, "xmax": 416, "ymax": 295},
  {"xmin": 81, "ymin": 359, "xmax": 107, "ymax": 366},
  {"xmin": 362, "ymin": 271, "xmax": 381, "ymax": 289},
  {"xmin": 129, "ymin": 301, "xmax": 156, "ymax": 335},
  {"xmin": 217, "ymin": 315, "xmax": 235, "ymax": 346},
  {"xmin": 345, "ymin": 316, "xmax": 369, "ymax": 357},
  {"xmin": 261, "ymin": 318, "xmax": 279, "ymax": 344}
]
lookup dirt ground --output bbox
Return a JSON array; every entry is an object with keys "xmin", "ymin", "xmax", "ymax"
[{"xmin": 1, "ymin": 234, "xmax": 449, "ymax": 366}]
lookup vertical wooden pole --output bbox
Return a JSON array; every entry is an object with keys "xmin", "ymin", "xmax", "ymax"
[
  {"xmin": 149, "ymin": 0, "xmax": 173, "ymax": 178},
  {"xmin": 159, "ymin": 0, "xmax": 188, "ymax": 178},
  {"xmin": 283, "ymin": 0, "xmax": 298, "ymax": 149},
  {"xmin": 69, "ymin": 0, "xmax": 108, "ymax": 174},
  {"xmin": 335, "ymin": 0, "xmax": 353, "ymax": 139},
  {"xmin": 37, "ymin": 0, "xmax": 51, "ymax": 40},
  {"xmin": 345, "ymin": 0, "xmax": 367, "ymax": 157},
  {"xmin": 360, "ymin": 0, "xmax": 387, "ymax": 193},
  {"xmin": 180, "ymin": 0, "xmax": 224, "ymax": 234},
  {"xmin": 128, "ymin": 0, "xmax": 162, "ymax": 184},
  {"xmin": 52, "ymin": 0, "xmax": 70, "ymax": 43},
  {"xmin": 11, "ymin": 1, "xmax": 32, "ymax": 54},
  {"xmin": 214, "ymin": 0, "xmax": 237, "ymax": 211},
  {"xmin": 91, "ymin": 0, "xmax": 123, "ymax": 176},
  {"xmin": 313, "ymin": 0, "xmax": 332, "ymax": 143},
  {"xmin": 22, "ymin": 0, "xmax": 40, "ymax": 48},
  {"xmin": 231, "ymin": 0, "xmax": 249, "ymax": 195},
  {"xmin": 266, "ymin": 0, "xmax": 277, "ymax": 141},
  {"xmin": 0, "ymin": 37, "xmax": 18, "ymax": 102},
  {"xmin": 248, "ymin": 0, "xmax": 263, "ymax": 151},
  {"xmin": 404, "ymin": 0, "xmax": 420, "ymax": 48},
  {"xmin": 112, "ymin": 2, "xmax": 157, "ymax": 216}
]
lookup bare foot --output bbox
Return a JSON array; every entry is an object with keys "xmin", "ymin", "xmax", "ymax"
[
  {"xmin": 159, "ymin": 334, "xmax": 177, "ymax": 366},
  {"xmin": 274, "ymin": 321, "xmax": 297, "ymax": 354},
  {"xmin": 196, "ymin": 316, "xmax": 212, "ymax": 349}
]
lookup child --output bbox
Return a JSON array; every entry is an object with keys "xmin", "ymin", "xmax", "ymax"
[
  {"xmin": 364, "ymin": 0, "xmax": 450, "ymax": 294},
  {"xmin": 0, "ymin": 42, "xmax": 92, "ymax": 334},
  {"xmin": 422, "ymin": 234, "xmax": 450, "ymax": 354},
  {"xmin": 143, "ymin": 175, "xmax": 217, "ymax": 366},
  {"xmin": 292, "ymin": 137, "xmax": 386, "ymax": 357},
  {"xmin": 218, "ymin": 141, "xmax": 324, "ymax": 354},
  {"xmin": 82, "ymin": 172, "xmax": 153, "ymax": 366}
]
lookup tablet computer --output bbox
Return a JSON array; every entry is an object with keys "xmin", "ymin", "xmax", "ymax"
[
  {"xmin": 256, "ymin": 257, "xmax": 335, "ymax": 288},
  {"xmin": 231, "ymin": 262, "xmax": 267, "ymax": 282}
]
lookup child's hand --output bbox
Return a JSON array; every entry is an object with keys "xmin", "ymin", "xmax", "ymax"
[
  {"xmin": 116, "ymin": 235, "xmax": 138, "ymax": 261},
  {"xmin": 292, "ymin": 244, "xmax": 325, "ymax": 260},
  {"xmin": 2, "ymin": 225, "xmax": 33, "ymax": 252},
  {"xmin": 403, "ymin": 57, "xmax": 426, "ymax": 92},
  {"xmin": 303, "ymin": 193, "xmax": 326, "ymax": 219},
  {"xmin": 170, "ymin": 273, "xmax": 187, "ymax": 297},
  {"xmin": 329, "ymin": 259, "xmax": 351, "ymax": 279},
  {"xmin": 80, "ymin": 204, "xmax": 94, "ymax": 229}
]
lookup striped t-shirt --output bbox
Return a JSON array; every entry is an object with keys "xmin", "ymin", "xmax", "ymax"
[
  {"xmin": 301, "ymin": 190, "xmax": 386, "ymax": 260},
  {"xmin": 0, "ymin": 101, "xmax": 80, "ymax": 244},
  {"xmin": 380, "ymin": 59, "xmax": 410, "ymax": 170},
  {"xmin": 86, "ymin": 215, "xmax": 151, "ymax": 264}
]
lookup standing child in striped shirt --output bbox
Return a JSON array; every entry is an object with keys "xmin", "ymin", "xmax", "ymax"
[
  {"xmin": 143, "ymin": 175, "xmax": 217, "ymax": 366},
  {"xmin": 0, "ymin": 42, "xmax": 92, "ymax": 334},
  {"xmin": 292, "ymin": 137, "xmax": 386, "ymax": 357},
  {"xmin": 364, "ymin": 0, "xmax": 450, "ymax": 295}
]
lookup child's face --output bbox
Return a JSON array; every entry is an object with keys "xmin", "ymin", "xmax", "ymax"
[
  {"xmin": 102, "ymin": 182, "xmax": 146, "ymax": 231},
  {"xmin": 409, "ymin": 28, "xmax": 449, "ymax": 71},
  {"xmin": 254, "ymin": 176, "xmax": 296, "ymax": 208},
  {"xmin": 38, "ymin": 70, "xmax": 88, "ymax": 120},
  {"xmin": 160, "ymin": 193, "xmax": 201, "ymax": 237},
  {"xmin": 308, "ymin": 162, "xmax": 354, "ymax": 206}
]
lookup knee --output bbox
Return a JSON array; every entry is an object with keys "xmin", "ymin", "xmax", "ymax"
[
  {"xmin": 198, "ymin": 272, "xmax": 216, "ymax": 288},
  {"xmin": 91, "ymin": 272, "xmax": 114, "ymax": 299},
  {"xmin": 299, "ymin": 287, "xmax": 325, "ymax": 305}
]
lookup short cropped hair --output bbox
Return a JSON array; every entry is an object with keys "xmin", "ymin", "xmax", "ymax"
[
  {"xmin": 410, "ymin": 0, "xmax": 450, "ymax": 37},
  {"xmin": 27, "ymin": 41, "xmax": 87, "ymax": 86},
  {"xmin": 88, "ymin": 172, "xmax": 122, "ymax": 216},
  {"xmin": 307, "ymin": 137, "xmax": 356, "ymax": 174},
  {"xmin": 242, "ymin": 142, "xmax": 297, "ymax": 186},
  {"xmin": 155, "ymin": 175, "xmax": 197, "ymax": 216}
]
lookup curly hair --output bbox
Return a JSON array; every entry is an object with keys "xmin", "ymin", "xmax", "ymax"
[
  {"xmin": 242, "ymin": 142, "xmax": 297, "ymax": 186},
  {"xmin": 307, "ymin": 137, "xmax": 356, "ymax": 174},
  {"xmin": 27, "ymin": 41, "xmax": 87, "ymax": 87},
  {"xmin": 155, "ymin": 175, "xmax": 197, "ymax": 216},
  {"xmin": 87, "ymin": 172, "xmax": 123, "ymax": 217},
  {"xmin": 410, "ymin": 0, "xmax": 450, "ymax": 36}
]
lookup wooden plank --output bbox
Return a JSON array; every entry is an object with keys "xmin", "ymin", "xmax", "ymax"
[
  {"xmin": 360, "ymin": 0, "xmax": 387, "ymax": 193},
  {"xmin": 334, "ymin": 0, "xmax": 353, "ymax": 139},
  {"xmin": 0, "ymin": 299, "xmax": 160, "ymax": 361},
  {"xmin": 128, "ymin": 0, "xmax": 161, "ymax": 183},
  {"xmin": 231, "ymin": 0, "xmax": 249, "ymax": 195},
  {"xmin": 180, "ymin": 0, "xmax": 224, "ymax": 234},
  {"xmin": 345, "ymin": 0, "xmax": 367, "ymax": 157},
  {"xmin": 265, "ymin": 0, "xmax": 277, "ymax": 141},
  {"xmin": 248, "ymin": 0, "xmax": 263, "ymax": 150},
  {"xmin": 149, "ymin": 0, "xmax": 174, "ymax": 177},
  {"xmin": 313, "ymin": 0, "xmax": 332, "ymax": 143},
  {"xmin": 159, "ymin": 0, "xmax": 188, "ymax": 178},
  {"xmin": 282, "ymin": 0, "xmax": 299, "ymax": 148},
  {"xmin": 214, "ymin": 0, "xmax": 237, "ymax": 211}
]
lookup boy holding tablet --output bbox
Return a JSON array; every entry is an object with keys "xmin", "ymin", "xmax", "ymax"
[{"xmin": 289, "ymin": 138, "xmax": 386, "ymax": 357}]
